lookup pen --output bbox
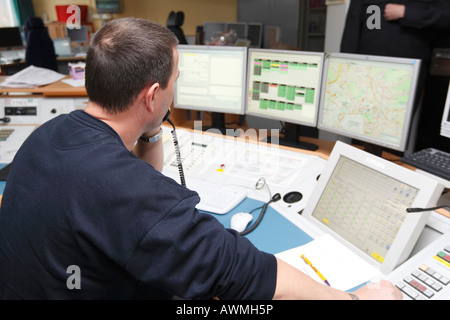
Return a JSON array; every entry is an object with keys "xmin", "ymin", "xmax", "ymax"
[{"xmin": 301, "ymin": 254, "xmax": 331, "ymax": 287}]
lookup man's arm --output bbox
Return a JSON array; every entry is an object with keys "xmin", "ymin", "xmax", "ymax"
[
  {"xmin": 385, "ymin": 2, "xmax": 450, "ymax": 29},
  {"xmin": 273, "ymin": 258, "xmax": 402, "ymax": 300},
  {"xmin": 132, "ymin": 127, "xmax": 164, "ymax": 172}
]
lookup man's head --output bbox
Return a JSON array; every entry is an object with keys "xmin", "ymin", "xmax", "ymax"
[{"xmin": 85, "ymin": 18, "xmax": 178, "ymax": 114}]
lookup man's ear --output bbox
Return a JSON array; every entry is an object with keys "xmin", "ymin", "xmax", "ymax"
[{"xmin": 144, "ymin": 82, "xmax": 160, "ymax": 112}]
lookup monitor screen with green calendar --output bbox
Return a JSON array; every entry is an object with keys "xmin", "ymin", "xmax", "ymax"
[{"xmin": 245, "ymin": 49, "xmax": 324, "ymax": 127}]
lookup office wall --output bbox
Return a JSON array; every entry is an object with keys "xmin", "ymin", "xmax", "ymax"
[
  {"xmin": 323, "ymin": 0, "xmax": 350, "ymax": 53},
  {"xmin": 32, "ymin": 0, "xmax": 237, "ymax": 35}
]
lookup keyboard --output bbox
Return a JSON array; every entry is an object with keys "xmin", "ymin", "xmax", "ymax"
[
  {"xmin": 387, "ymin": 233, "xmax": 450, "ymax": 300},
  {"xmin": 401, "ymin": 148, "xmax": 450, "ymax": 181},
  {"xmin": 185, "ymin": 177, "xmax": 248, "ymax": 215}
]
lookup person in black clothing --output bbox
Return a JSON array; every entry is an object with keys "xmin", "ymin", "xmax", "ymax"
[
  {"xmin": 381, "ymin": 1, "xmax": 450, "ymax": 152},
  {"xmin": 0, "ymin": 17, "xmax": 402, "ymax": 300},
  {"xmin": 341, "ymin": 0, "xmax": 434, "ymax": 61}
]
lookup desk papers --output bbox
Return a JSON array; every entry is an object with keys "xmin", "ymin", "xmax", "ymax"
[
  {"xmin": 276, "ymin": 234, "xmax": 381, "ymax": 291},
  {"xmin": 0, "ymin": 65, "xmax": 65, "ymax": 88},
  {"xmin": 61, "ymin": 78, "xmax": 85, "ymax": 87}
]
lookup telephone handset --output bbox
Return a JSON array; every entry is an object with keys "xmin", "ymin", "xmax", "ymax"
[{"xmin": 163, "ymin": 108, "xmax": 186, "ymax": 187}]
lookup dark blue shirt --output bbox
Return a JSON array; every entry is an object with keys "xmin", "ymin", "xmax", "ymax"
[{"xmin": 0, "ymin": 110, "xmax": 277, "ymax": 299}]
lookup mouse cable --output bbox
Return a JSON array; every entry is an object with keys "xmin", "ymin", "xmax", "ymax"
[
  {"xmin": 239, "ymin": 193, "xmax": 281, "ymax": 236},
  {"xmin": 406, "ymin": 205, "xmax": 449, "ymax": 213}
]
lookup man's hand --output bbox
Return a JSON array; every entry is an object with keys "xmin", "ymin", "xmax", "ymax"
[
  {"xmin": 354, "ymin": 280, "xmax": 403, "ymax": 300},
  {"xmin": 384, "ymin": 4, "xmax": 406, "ymax": 21}
]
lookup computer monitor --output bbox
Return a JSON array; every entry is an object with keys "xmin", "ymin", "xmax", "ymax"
[
  {"xmin": 246, "ymin": 48, "xmax": 324, "ymax": 150},
  {"xmin": 441, "ymin": 81, "xmax": 450, "ymax": 139},
  {"xmin": 67, "ymin": 26, "xmax": 89, "ymax": 44},
  {"xmin": 247, "ymin": 23, "xmax": 263, "ymax": 48},
  {"xmin": 225, "ymin": 22, "xmax": 248, "ymax": 41},
  {"xmin": 53, "ymin": 38, "xmax": 72, "ymax": 57},
  {"xmin": 0, "ymin": 27, "xmax": 24, "ymax": 50},
  {"xmin": 95, "ymin": 0, "xmax": 123, "ymax": 13},
  {"xmin": 264, "ymin": 26, "xmax": 280, "ymax": 49},
  {"xmin": 318, "ymin": 53, "xmax": 422, "ymax": 154},
  {"xmin": 67, "ymin": 26, "xmax": 89, "ymax": 54},
  {"xmin": 175, "ymin": 45, "xmax": 248, "ymax": 132},
  {"xmin": 203, "ymin": 22, "xmax": 226, "ymax": 45}
]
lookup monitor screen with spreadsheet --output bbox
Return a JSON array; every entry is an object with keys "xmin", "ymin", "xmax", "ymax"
[
  {"xmin": 303, "ymin": 141, "xmax": 444, "ymax": 274},
  {"xmin": 318, "ymin": 53, "xmax": 421, "ymax": 153},
  {"xmin": 245, "ymin": 49, "xmax": 324, "ymax": 127},
  {"xmin": 174, "ymin": 45, "xmax": 247, "ymax": 115},
  {"xmin": 440, "ymin": 81, "xmax": 450, "ymax": 139}
]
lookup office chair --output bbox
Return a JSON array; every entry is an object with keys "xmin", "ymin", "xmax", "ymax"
[
  {"xmin": 24, "ymin": 17, "xmax": 58, "ymax": 71},
  {"xmin": 167, "ymin": 11, "xmax": 188, "ymax": 45}
]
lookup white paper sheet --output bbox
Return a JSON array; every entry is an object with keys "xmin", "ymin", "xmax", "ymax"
[
  {"xmin": 61, "ymin": 78, "xmax": 85, "ymax": 87},
  {"xmin": 1, "ymin": 65, "xmax": 65, "ymax": 88},
  {"xmin": 276, "ymin": 233, "xmax": 381, "ymax": 291}
]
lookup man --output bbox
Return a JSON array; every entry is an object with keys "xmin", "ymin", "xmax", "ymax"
[
  {"xmin": 340, "ymin": 0, "xmax": 434, "ymax": 62},
  {"xmin": 0, "ymin": 18, "xmax": 401, "ymax": 300}
]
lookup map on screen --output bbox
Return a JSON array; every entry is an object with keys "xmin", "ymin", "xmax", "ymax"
[{"xmin": 319, "ymin": 54, "xmax": 420, "ymax": 151}]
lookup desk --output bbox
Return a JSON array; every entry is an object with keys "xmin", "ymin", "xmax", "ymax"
[
  {"xmin": 1, "ymin": 55, "xmax": 86, "ymax": 76},
  {"xmin": 0, "ymin": 78, "xmax": 88, "ymax": 168},
  {"xmin": 0, "ymin": 76, "xmax": 87, "ymax": 97}
]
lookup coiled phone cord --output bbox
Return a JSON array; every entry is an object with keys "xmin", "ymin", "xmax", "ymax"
[{"xmin": 166, "ymin": 117, "xmax": 186, "ymax": 187}]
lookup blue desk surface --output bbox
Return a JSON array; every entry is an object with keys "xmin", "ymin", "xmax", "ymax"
[
  {"xmin": 204, "ymin": 198, "xmax": 313, "ymax": 255},
  {"xmin": 0, "ymin": 163, "xmax": 7, "ymax": 194}
]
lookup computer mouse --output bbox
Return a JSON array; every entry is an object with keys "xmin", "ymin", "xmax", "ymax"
[{"xmin": 230, "ymin": 212, "xmax": 253, "ymax": 233}]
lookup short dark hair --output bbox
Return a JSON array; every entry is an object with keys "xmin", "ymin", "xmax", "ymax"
[{"xmin": 85, "ymin": 18, "xmax": 178, "ymax": 113}]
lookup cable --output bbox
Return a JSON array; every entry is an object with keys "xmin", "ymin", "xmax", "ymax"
[
  {"xmin": 255, "ymin": 177, "xmax": 272, "ymax": 199},
  {"xmin": 166, "ymin": 118, "xmax": 186, "ymax": 187},
  {"xmin": 239, "ymin": 192, "xmax": 281, "ymax": 236},
  {"xmin": 406, "ymin": 205, "xmax": 449, "ymax": 213}
]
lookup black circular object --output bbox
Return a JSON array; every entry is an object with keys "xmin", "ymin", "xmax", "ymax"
[{"xmin": 283, "ymin": 191, "xmax": 303, "ymax": 203}]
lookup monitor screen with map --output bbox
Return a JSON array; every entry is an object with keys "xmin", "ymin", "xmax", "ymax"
[{"xmin": 318, "ymin": 53, "xmax": 422, "ymax": 153}]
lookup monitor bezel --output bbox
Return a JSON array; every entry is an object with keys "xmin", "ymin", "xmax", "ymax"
[
  {"xmin": 440, "ymin": 81, "xmax": 450, "ymax": 139},
  {"xmin": 0, "ymin": 27, "xmax": 24, "ymax": 50},
  {"xmin": 317, "ymin": 52, "xmax": 422, "ymax": 152},
  {"xmin": 247, "ymin": 23, "xmax": 263, "ymax": 48},
  {"xmin": 245, "ymin": 48, "xmax": 325, "ymax": 128},
  {"xmin": 302, "ymin": 141, "xmax": 444, "ymax": 274},
  {"xmin": 174, "ymin": 44, "xmax": 248, "ymax": 115}
]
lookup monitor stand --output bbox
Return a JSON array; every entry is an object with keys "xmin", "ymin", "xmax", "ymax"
[
  {"xmin": 362, "ymin": 142, "xmax": 383, "ymax": 157},
  {"xmin": 266, "ymin": 123, "xmax": 318, "ymax": 151},
  {"xmin": 198, "ymin": 112, "xmax": 239, "ymax": 137}
]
